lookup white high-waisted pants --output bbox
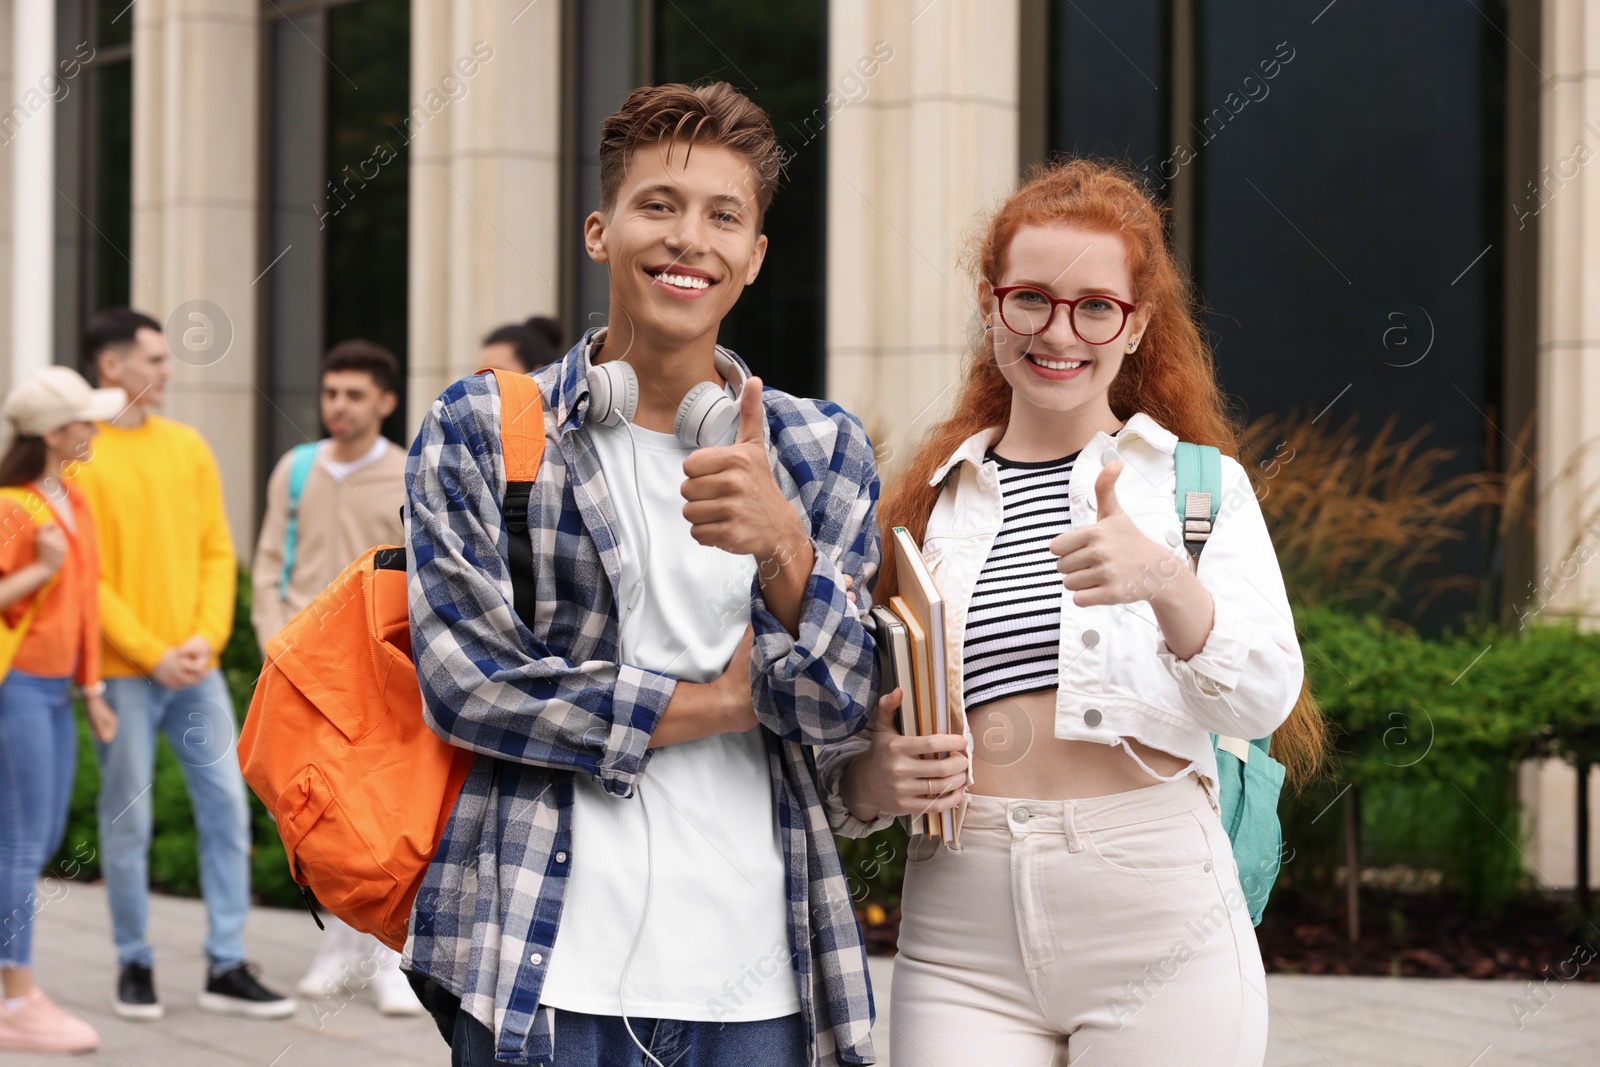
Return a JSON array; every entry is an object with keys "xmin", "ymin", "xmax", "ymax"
[{"xmin": 890, "ymin": 774, "xmax": 1268, "ymax": 1067}]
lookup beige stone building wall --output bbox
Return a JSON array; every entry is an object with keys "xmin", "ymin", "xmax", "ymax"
[
  {"xmin": 406, "ymin": 0, "xmax": 563, "ymax": 430},
  {"xmin": 1524, "ymin": 0, "xmax": 1600, "ymax": 889},
  {"xmin": 0, "ymin": 0, "xmax": 14, "ymax": 401},
  {"xmin": 825, "ymin": 0, "xmax": 1022, "ymax": 478},
  {"xmin": 129, "ymin": 0, "xmax": 260, "ymax": 548}
]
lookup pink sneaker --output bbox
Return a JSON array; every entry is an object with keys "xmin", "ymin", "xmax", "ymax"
[{"xmin": 0, "ymin": 989, "xmax": 100, "ymax": 1053}]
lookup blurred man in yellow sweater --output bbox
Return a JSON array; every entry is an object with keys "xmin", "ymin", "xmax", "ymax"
[{"xmin": 78, "ymin": 309, "xmax": 294, "ymax": 1022}]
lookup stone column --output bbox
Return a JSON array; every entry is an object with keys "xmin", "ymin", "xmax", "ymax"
[
  {"xmin": 8, "ymin": 0, "xmax": 47, "ymax": 386},
  {"xmin": 1538, "ymin": 0, "xmax": 1600, "ymax": 619},
  {"xmin": 1526, "ymin": 0, "xmax": 1600, "ymax": 888},
  {"xmin": 825, "ymin": 0, "xmax": 1021, "ymax": 472},
  {"xmin": 0, "ymin": 0, "xmax": 14, "ymax": 394},
  {"xmin": 407, "ymin": 0, "xmax": 562, "ymax": 428},
  {"xmin": 129, "ymin": 0, "xmax": 259, "ymax": 547}
]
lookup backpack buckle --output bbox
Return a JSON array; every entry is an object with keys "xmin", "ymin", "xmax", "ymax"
[{"xmin": 1183, "ymin": 491, "xmax": 1212, "ymax": 556}]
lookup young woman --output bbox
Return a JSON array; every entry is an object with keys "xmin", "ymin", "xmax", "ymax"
[
  {"xmin": 0, "ymin": 367, "xmax": 122, "ymax": 1054},
  {"xmin": 820, "ymin": 160, "xmax": 1324, "ymax": 1066}
]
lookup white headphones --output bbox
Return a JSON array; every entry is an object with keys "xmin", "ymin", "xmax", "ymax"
[{"xmin": 585, "ymin": 347, "xmax": 746, "ymax": 448}]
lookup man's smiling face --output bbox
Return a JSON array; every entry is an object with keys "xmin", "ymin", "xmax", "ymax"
[{"xmin": 586, "ymin": 140, "xmax": 768, "ymax": 350}]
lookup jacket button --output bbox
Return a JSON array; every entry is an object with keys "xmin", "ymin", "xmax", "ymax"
[
  {"xmin": 1082, "ymin": 629, "xmax": 1099, "ymax": 647},
  {"xmin": 1167, "ymin": 530, "xmax": 1182, "ymax": 547},
  {"xmin": 1083, "ymin": 708, "xmax": 1102, "ymax": 727}
]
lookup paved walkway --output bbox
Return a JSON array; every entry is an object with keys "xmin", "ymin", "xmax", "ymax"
[{"xmin": 6, "ymin": 879, "xmax": 1597, "ymax": 1065}]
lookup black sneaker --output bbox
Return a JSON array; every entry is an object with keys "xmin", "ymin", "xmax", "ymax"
[
  {"xmin": 113, "ymin": 962, "xmax": 164, "ymax": 1020},
  {"xmin": 197, "ymin": 962, "xmax": 297, "ymax": 1019}
]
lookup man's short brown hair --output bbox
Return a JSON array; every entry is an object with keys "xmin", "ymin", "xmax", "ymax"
[
  {"xmin": 597, "ymin": 82, "xmax": 784, "ymax": 226},
  {"xmin": 321, "ymin": 339, "xmax": 399, "ymax": 394}
]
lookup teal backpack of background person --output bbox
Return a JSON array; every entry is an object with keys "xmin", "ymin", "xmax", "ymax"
[
  {"xmin": 1173, "ymin": 440, "xmax": 1286, "ymax": 926},
  {"xmin": 279, "ymin": 442, "xmax": 319, "ymax": 601}
]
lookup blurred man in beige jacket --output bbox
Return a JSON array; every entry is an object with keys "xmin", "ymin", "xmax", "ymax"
[{"xmin": 249, "ymin": 339, "xmax": 416, "ymax": 1015}]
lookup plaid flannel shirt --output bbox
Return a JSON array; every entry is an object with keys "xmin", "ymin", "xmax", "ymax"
[{"xmin": 402, "ymin": 329, "xmax": 883, "ymax": 1065}]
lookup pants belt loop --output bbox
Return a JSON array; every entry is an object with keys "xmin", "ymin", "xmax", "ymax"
[{"xmin": 1063, "ymin": 803, "xmax": 1084, "ymax": 853}]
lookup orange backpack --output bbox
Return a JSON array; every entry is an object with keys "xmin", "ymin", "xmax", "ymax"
[{"xmin": 239, "ymin": 368, "xmax": 546, "ymax": 952}]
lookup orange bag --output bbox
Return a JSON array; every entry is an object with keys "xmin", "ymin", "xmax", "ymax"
[{"xmin": 239, "ymin": 368, "xmax": 546, "ymax": 952}]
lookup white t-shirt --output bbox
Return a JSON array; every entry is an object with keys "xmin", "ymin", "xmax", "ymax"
[
  {"xmin": 537, "ymin": 415, "xmax": 800, "ymax": 1022},
  {"xmin": 316, "ymin": 435, "xmax": 388, "ymax": 482}
]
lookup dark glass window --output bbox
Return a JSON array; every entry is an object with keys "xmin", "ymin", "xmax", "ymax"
[
  {"xmin": 653, "ymin": 1, "xmax": 827, "ymax": 400},
  {"xmin": 564, "ymin": 1, "xmax": 827, "ymax": 400},
  {"xmin": 54, "ymin": 0, "xmax": 135, "ymax": 369},
  {"xmin": 262, "ymin": 0, "xmax": 410, "ymax": 488},
  {"xmin": 1192, "ymin": 0, "xmax": 1503, "ymax": 624},
  {"xmin": 1049, "ymin": 0, "xmax": 1510, "ymax": 625},
  {"xmin": 1047, "ymin": 0, "xmax": 1167, "ymax": 181}
]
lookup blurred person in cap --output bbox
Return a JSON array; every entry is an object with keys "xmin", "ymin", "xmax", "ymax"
[
  {"xmin": 0, "ymin": 366, "xmax": 121, "ymax": 1054},
  {"xmin": 477, "ymin": 315, "xmax": 563, "ymax": 374},
  {"xmin": 249, "ymin": 339, "xmax": 419, "ymax": 1015},
  {"xmin": 77, "ymin": 308, "xmax": 295, "ymax": 1023}
]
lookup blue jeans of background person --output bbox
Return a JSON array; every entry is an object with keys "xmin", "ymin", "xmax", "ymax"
[
  {"xmin": 94, "ymin": 670, "xmax": 251, "ymax": 969},
  {"xmin": 450, "ymin": 1005, "xmax": 807, "ymax": 1067},
  {"xmin": 0, "ymin": 670, "xmax": 76, "ymax": 969}
]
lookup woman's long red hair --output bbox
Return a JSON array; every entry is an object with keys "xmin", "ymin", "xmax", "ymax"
[{"xmin": 877, "ymin": 158, "xmax": 1327, "ymax": 786}]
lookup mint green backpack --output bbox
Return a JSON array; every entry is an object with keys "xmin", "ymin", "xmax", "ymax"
[{"xmin": 1174, "ymin": 441, "xmax": 1286, "ymax": 926}]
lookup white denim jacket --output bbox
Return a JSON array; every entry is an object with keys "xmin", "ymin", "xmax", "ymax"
[{"xmin": 817, "ymin": 411, "xmax": 1305, "ymax": 839}]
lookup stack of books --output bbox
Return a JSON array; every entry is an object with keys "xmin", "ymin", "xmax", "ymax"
[{"xmin": 864, "ymin": 526, "xmax": 962, "ymax": 845}]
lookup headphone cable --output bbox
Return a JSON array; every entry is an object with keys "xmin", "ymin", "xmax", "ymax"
[{"xmin": 611, "ymin": 405, "xmax": 664, "ymax": 1067}]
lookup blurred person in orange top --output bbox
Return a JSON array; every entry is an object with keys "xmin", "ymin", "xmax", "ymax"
[{"xmin": 0, "ymin": 366, "xmax": 122, "ymax": 1054}]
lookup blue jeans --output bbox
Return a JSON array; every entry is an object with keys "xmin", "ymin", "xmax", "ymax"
[
  {"xmin": 0, "ymin": 670, "xmax": 76, "ymax": 969},
  {"xmin": 94, "ymin": 671, "xmax": 251, "ymax": 968},
  {"xmin": 450, "ymin": 1005, "xmax": 807, "ymax": 1066}
]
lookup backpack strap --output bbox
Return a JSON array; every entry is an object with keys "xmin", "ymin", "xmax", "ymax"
[
  {"xmin": 486, "ymin": 369, "xmax": 548, "ymax": 627},
  {"xmin": 1173, "ymin": 441, "xmax": 1222, "ymax": 568},
  {"xmin": 279, "ymin": 442, "xmax": 320, "ymax": 601}
]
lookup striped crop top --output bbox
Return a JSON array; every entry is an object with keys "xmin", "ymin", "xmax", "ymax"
[{"xmin": 961, "ymin": 446, "xmax": 1082, "ymax": 709}]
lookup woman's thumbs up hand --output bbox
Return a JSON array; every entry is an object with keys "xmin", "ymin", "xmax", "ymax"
[{"xmin": 1048, "ymin": 460, "xmax": 1175, "ymax": 607}]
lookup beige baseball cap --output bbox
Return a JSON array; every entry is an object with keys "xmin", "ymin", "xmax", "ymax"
[{"xmin": 4, "ymin": 366, "xmax": 127, "ymax": 436}]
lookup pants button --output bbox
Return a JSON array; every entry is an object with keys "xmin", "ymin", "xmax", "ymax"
[{"xmin": 1012, "ymin": 807, "xmax": 1030, "ymax": 823}]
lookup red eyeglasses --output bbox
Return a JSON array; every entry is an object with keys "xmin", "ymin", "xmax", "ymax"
[{"xmin": 991, "ymin": 285, "xmax": 1139, "ymax": 345}]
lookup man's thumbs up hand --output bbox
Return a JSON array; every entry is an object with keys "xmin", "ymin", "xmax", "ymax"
[
  {"xmin": 735, "ymin": 374, "xmax": 765, "ymax": 446},
  {"xmin": 682, "ymin": 371, "xmax": 805, "ymax": 565}
]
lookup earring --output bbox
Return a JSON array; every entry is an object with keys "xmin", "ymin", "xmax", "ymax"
[{"xmin": 1127, "ymin": 341, "xmax": 1136, "ymax": 352}]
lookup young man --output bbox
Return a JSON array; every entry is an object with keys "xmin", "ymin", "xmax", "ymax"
[
  {"xmin": 404, "ymin": 83, "xmax": 881, "ymax": 1066},
  {"xmin": 78, "ymin": 309, "xmax": 294, "ymax": 1020},
  {"xmin": 249, "ymin": 340, "xmax": 420, "ymax": 1016}
]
